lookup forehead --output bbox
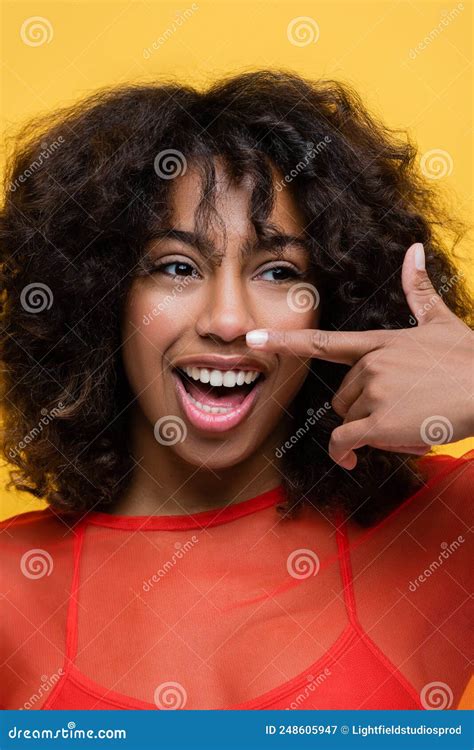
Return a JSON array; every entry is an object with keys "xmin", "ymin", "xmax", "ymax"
[{"xmin": 166, "ymin": 157, "xmax": 306, "ymax": 237}]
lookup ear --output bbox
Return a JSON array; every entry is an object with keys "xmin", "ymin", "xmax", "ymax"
[{"xmin": 401, "ymin": 243, "xmax": 453, "ymax": 326}]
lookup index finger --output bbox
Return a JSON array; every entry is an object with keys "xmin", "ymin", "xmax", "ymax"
[{"xmin": 245, "ymin": 328, "xmax": 387, "ymax": 365}]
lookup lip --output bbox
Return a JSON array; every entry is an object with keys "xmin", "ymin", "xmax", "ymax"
[
  {"xmin": 172, "ymin": 369, "xmax": 266, "ymax": 433},
  {"xmin": 172, "ymin": 354, "xmax": 269, "ymax": 375}
]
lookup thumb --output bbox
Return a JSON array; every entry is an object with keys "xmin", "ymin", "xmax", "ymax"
[{"xmin": 401, "ymin": 242, "xmax": 451, "ymax": 326}]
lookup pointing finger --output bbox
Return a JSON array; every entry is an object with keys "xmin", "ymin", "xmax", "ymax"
[{"xmin": 246, "ymin": 328, "xmax": 387, "ymax": 365}]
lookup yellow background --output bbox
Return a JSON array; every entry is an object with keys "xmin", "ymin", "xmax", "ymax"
[
  {"xmin": 0, "ymin": 0, "xmax": 473, "ymax": 710},
  {"xmin": 1, "ymin": 0, "xmax": 473, "ymax": 521}
]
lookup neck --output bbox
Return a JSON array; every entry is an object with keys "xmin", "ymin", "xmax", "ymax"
[{"xmin": 109, "ymin": 408, "xmax": 289, "ymax": 516}]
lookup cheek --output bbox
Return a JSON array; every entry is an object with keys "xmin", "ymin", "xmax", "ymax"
[
  {"xmin": 121, "ymin": 285, "xmax": 184, "ymax": 390},
  {"xmin": 266, "ymin": 301, "xmax": 321, "ymax": 332},
  {"xmin": 270, "ymin": 301, "xmax": 320, "ymax": 396},
  {"xmin": 254, "ymin": 284, "xmax": 321, "ymax": 331}
]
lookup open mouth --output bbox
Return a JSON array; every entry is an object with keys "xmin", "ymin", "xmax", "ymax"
[
  {"xmin": 171, "ymin": 366, "xmax": 266, "ymax": 433},
  {"xmin": 174, "ymin": 368, "xmax": 265, "ymax": 414}
]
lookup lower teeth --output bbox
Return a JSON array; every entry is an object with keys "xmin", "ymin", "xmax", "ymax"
[{"xmin": 187, "ymin": 391, "xmax": 234, "ymax": 414}]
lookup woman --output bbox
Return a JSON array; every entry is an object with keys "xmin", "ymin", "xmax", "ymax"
[{"xmin": 0, "ymin": 70, "xmax": 472, "ymax": 710}]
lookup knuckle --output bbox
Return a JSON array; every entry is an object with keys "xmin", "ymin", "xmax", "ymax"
[
  {"xmin": 330, "ymin": 428, "xmax": 345, "ymax": 448},
  {"xmin": 366, "ymin": 413, "xmax": 382, "ymax": 439},
  {"xmin": 331, "ymin": 395, "xmax": 346, "ymax": 416},
  {"xmin": 311, "ymin": 329, "xmax": 331, "ymax": 355},
  {"xmin": 416, "ymin": 280, "xmax": 443, "ymax": 308},
  {"xmin": 416, "ymin": 275, "xmax": 436, "ymax": 294},
  {"xmin": 362, "ymin": 355, "xmax": 379, "ymax": 377},
  {"xmin": 280, "ymin": 330, "xmax": 289, "ymax": 348},
  {"xmin": 365, "ymin": 381, "xmax": 382, "ymax": 405}
]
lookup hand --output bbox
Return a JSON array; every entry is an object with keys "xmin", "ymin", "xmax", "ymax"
[{"xmin": 246, "ymin": 243, "xmax": 474, "ymax": 469}]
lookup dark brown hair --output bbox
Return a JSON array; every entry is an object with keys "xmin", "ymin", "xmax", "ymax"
[{"xmin": 1, "ymin": 70, "xmax": 472, "ymax": 525}]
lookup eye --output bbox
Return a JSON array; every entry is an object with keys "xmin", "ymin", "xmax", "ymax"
[
  {"xmin": 154, "ymin": 261, "xmax": 201, "ymax": 279},
  {"xmin": 256, "ymin": 265, "xmax": 303, "ymax": 283}
]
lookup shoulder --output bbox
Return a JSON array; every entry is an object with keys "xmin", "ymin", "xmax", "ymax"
[
  {"xmin": 0, "ymin": 505, "xmax": 79, "ymax": 531},
  {"xmin": 0, "ymin": 506, "xmax": 72, "ymax": 541},
  {"xmin": 0, "ymin": 506, "xmax": 77, "ymax": 585},
  {"xmin": 0, "ymin": 507, "xmax": 53, "ymax": 527},
  {"xmin": 418, "ymin": 447, "xmax": 474, "ymax": 478},
  {"xmin": 416, "ymin": 448, "xmax": 473, "ymax": 524},
  {"xmin": 346, "ymin": 449, "xmax": 473, "ymax": 553},
  {"xmin": 381, "ymin": 449, "xmax": 474, "ymax": 586},
  {"xmin": 0, "ymin": 506, "xmax": 77, "ymax": 709}
]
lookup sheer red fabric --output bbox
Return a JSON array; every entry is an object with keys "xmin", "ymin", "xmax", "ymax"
[{"xmin": 1, "ymin": 450, "xmax": 472, "ymax": 710}]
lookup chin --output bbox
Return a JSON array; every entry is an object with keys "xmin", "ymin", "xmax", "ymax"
[{"xmin": 169, "ymin": 436, "xmax": 264, "ymax": 471}]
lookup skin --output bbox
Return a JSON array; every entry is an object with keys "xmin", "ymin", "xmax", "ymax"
[
  {"xmin": 117, "ymin": 159, "xmax": 321, "ymax": 516},
  {"xmin": 247, "ymin": 242, "xmax": 474, "ymax": 469}
]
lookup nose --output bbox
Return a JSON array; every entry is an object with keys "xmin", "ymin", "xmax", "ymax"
[{"xmin": 195, "ymin": 271, "xmax": 257, "ymax": 343}]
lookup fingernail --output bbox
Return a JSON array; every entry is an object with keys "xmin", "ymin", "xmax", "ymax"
[
  {"xmin": 246, "ymin": 329, "xmax": 268, "ymax": 346},
  {"xmin": 414, "ymin": 243, "xmax": 425, "ymax": 270}
]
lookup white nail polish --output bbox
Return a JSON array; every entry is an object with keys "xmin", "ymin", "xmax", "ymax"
[
  {"xmin": 414, "ymin": 243, "xmax": 425, "ymax": 270},
  {"xmin": 246, "ymin": 330, "xmax": 268, "ymax": 345}
]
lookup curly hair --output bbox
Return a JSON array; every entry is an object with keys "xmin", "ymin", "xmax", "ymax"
[{"xmin": 1, "ymin": 70, "xmax": 472, "ymax": 525}]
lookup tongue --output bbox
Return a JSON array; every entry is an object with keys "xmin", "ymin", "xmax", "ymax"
[{"xmin": 185, "ymin": 377, "xmax": 251, "ymax": 408}]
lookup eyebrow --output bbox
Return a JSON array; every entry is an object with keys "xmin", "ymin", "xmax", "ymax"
[{"xmin": 145, "ymin": 228, "xmax": 312, "ymax": 262}]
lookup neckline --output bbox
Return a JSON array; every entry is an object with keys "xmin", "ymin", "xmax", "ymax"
[{"xmin": 78, "ymin": 484, "xmax": 286, "ymax": 530}]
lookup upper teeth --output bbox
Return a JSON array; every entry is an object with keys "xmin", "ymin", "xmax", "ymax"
[{"xmin": 181, "ymin": 366, "xmax": 261, "ymax": 387}]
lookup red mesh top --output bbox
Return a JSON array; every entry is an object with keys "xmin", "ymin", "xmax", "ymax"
[{"xmin": 1, "ymin": 450, "xmax": 472, "ymax": 711}]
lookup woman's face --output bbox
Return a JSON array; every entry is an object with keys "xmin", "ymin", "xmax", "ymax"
[{"xmin": 121, "ymin": 160, "xmax": 321, "ymax": 470}]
